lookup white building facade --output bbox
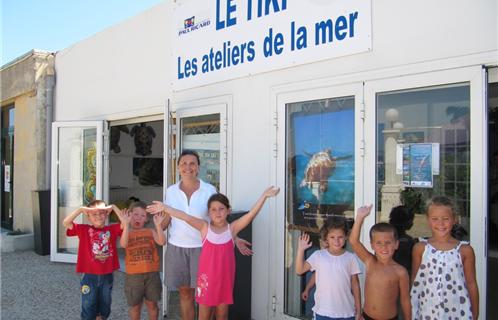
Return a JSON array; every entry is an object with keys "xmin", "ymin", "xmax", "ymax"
[{"xmin": 51, "ymin": 1, "xmax": 498, "ymax": 318}]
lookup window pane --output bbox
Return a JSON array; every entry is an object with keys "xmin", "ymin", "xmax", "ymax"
[
  {"xmin": 284, "ymin": 97, "xmax": 355, "ymax": 318},
  {"xmin": 180, "ymin": 113, "xmax": 220, "ymax": 190},
  {"xmin": 376, "ymin": 83, "xmax": 470, "ymax": 247},
  {"xmin": 57, "ymin": 127, "xmax": 97, "ymax": 254}
]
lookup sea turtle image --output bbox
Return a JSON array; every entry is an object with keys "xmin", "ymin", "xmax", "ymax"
[{"xmin": 300, "ymin": 148, "xmax": 352, "ymax": 199}]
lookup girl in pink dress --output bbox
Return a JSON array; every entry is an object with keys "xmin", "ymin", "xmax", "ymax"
[{"xmin": 147, "ymin": 186, "xmax": 279, "ymax": 320}]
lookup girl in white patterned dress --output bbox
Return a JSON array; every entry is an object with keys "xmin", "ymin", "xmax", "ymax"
[{"xmin": 410, "ymin": 196, "xmax": 479, "ymax": 320}]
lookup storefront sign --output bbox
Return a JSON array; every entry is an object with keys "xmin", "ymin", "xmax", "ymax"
[{"xmin": 173, "ymin": 0, "xmax": 372, "ymax": 90}]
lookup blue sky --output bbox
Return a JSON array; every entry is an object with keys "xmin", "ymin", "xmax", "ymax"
[{"xmin": 1, "ymin": 0, "xmax": 163, "ymax": 65}]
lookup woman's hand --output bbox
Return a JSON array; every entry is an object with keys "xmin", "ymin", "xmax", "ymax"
[{"xmin": 235, "ymin": 237, "xmax": 253, "ymax": 256}]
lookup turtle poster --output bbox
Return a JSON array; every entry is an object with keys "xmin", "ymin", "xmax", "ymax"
[{"xmin": 289, "ymin": 102, "xmax": 355, "ymax": 228}]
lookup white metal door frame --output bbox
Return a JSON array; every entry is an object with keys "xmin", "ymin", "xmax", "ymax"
[
  {"xmin": 271, "ymin": 82, "xmax": 365, "ymax": 319},
  {"xmin": 363, "ymin": 65, "xmax": 487, "ymax": 319},
  {"xmin": 50, "ymin": 121, "xmax": 105, "ymax": 263},
  {"xmin": 162, "ymin": 100, "xmax": 229, "ymax": 318}
]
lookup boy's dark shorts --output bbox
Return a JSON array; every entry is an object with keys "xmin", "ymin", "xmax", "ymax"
[{"xmin": 124, "ymin": 272, "xmax": 162, "ymax": 306}]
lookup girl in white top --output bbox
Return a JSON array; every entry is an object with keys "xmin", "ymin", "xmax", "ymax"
[{"xmin": 295, "ymin": 218, "xmax": 361, "ymax": 320}]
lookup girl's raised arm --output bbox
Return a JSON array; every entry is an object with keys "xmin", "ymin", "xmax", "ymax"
[
  {"xmin": 295, "ymin": 233, "xmax": 312, "ymax": 275},
  {"xmin": 230, "ymin": 186, "xmax": 279, "ymax": 236}
]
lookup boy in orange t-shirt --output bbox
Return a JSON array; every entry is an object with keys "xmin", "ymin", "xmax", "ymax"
[{"xmin": 120, "ymin": 201, "xmax": 167, "ymax": 320}]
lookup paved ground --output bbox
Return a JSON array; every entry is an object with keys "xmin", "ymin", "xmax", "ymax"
[{"xmin": 0, "ymin": 250, "xmax": 181, "ymax": 320}]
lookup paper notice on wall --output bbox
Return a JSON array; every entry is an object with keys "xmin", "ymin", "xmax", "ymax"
[
  {"xmin": 432, "ymin": 143, "xmax": 440, "ymax": 175},
  {"xmin": 397, "ymin": 143, "xmax": 440, "ymax": 179},
  {"xmin": 396, "ymin": 144, "xmax": 403, "ymax": 175},
  {"xmin": 409, "ymin": 143, "xmax": 433, "ymax": 187},
  {"xmin": 4, "ymin": 165, "xmax": 10, "ymax": 192}
]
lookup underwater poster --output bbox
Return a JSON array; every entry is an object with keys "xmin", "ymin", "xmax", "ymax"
[{"xmin": 291, "ymin": 107, "xmax": 355, "ymax": 225}]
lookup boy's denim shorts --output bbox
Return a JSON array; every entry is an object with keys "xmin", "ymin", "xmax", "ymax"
[{"xmin": 80, "ymin": 273, "xmax": 113, "ymax": 320}]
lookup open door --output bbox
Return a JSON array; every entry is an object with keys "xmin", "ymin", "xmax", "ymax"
[
  {"xmin": 162, "ymin": 102, "xmax": 228, "ymax": 318},
  {"xmin": 50, "ymin": 121, "xmax": 106, "ymax": 263}
]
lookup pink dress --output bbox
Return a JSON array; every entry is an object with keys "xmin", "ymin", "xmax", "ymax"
[{"xmin": 195, "ymin": 224, "xmax": 236, "ymax": 306}]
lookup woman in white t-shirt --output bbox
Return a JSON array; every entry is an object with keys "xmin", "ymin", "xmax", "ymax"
[
  {"xmin": 158, "ymin": 150, "xmax": 251, "ymax": 320},
  {"xmin": 295, "ymin": 218, "xmax": 362, "ymax": 320}
]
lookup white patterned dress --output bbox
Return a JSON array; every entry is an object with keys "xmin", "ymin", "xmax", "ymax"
[{"xmin": 410, "ymin": 238, "xmax": 472, "ymax": 320}]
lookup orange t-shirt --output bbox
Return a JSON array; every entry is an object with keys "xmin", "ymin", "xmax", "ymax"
[{"xmin": 124, "ymin": 228, "xmax": 160, "ymax": 274}]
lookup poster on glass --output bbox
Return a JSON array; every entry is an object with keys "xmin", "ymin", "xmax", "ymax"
[
  {"xmin": 402, "ymin": 143, "xmax": 434, "ymax": 188},
  {"xmin": 291, "ymin": 107, "xmax": 355, "ymax": 229}
]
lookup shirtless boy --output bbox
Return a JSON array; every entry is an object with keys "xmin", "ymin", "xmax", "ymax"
[{"xmin": 349, "ymin": 205, "xmax": 411, "ymax": 320}]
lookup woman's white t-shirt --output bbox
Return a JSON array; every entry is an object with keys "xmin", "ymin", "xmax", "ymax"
[
  {"xmin": 164, "ymin": 179, "xmax": 217, "ymax": 248},
  {"xmin": 307, "ymin": 249, "xmax": 361, "ymax": 318}
]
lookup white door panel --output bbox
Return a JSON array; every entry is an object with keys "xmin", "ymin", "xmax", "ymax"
[{"xmin": 50, "ymin": 121, "xmax": 105, "ymax": 263}]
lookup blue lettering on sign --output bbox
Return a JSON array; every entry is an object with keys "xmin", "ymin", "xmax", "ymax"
[
  {"xmin": 178, "ymin": 4, "xmax": 364, "ymax": 82},
  {"xmin": 246, "ymin": 0, "xmax": 288, "ymax": 21},
  {"xmin": 263, "ymin": 27, "xmax": 284, "ymax": 57},
  {"xmin": 177, "ymin": 56, "xmax": 198, "ymax": 79},
  {"xmin": 315, "ymin": 12, "xmax": 358, "ymax": 45},
  {"xmin": 216, "ymin": 0, "xmax": 237, "ymax": 30},
  {"xmin": 198, "ymin": 40, "xmax": 256, "ymax": 75},
  {"xmin": 290, "ymin": 21, "xmax": 307, "ymax": 51}
]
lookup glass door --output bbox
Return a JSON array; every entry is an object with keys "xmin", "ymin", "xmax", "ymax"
[
  {"xmin": 50, "ymin": 121, "xmax": 105, "ymax": 263},
  {"xmin": 163, "ymin": 104, "xmax": 227, "ymax": 318},
  {"xmin": 364, "ymin": 66, "xmax": 487, "ymax": 318},
  {"xmin": 1, "ymin": 105, "xmax": 15, "ymax": 230},
  {"xmin": 176, "ymin": 105, "xmax": 227, "ymax": 193},
  {"xmin": 273, "ymin": 83, "xmax": 364, "ymax": 319}
]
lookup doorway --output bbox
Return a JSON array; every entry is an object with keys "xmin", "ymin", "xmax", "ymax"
[
  {"xmin": 487, "ymin": 67, "xmax": 498, "ymax": 319},
  {"xmin": 163, "ymin": 103, "xmax": 228, "ymax": 318},
  {"xmin": 107, "ymin": 119, "xmax": 164, "ymax": 212},
  {"xmin": 1, "ymin": 105, "xmax": 14, "ymax": 230},
  {"xmin": 274, "ymin": 83, "xmax": 364, "ymax": 320},
  {"xmin": 273, "ymin": 66, "xmax": 487, "ymax": 319},
  {"xmin": 107, "ymin": 118, "xmax": 165, "ymax": 275},
  {"xmin": 364, "ymin": 67, "xmax": 487, "ymax": 318}
]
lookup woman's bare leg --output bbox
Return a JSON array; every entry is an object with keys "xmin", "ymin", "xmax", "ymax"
[{"xmin": 178, "ymin": 286, "xmax": 195, "ymax": 320}]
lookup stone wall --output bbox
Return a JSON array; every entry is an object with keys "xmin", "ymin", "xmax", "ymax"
[{"xmin": 1, "ymin": 50, "xmax": 55, "ymax": 233}]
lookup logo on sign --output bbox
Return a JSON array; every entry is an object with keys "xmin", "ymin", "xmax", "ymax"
[
  {"xmin": 184, "ymin": 16, "xmax": 195, "ymax": 28},
  {"xmin": 179, "ymin": 15, "xmax": 210, "ymax": 36}
]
